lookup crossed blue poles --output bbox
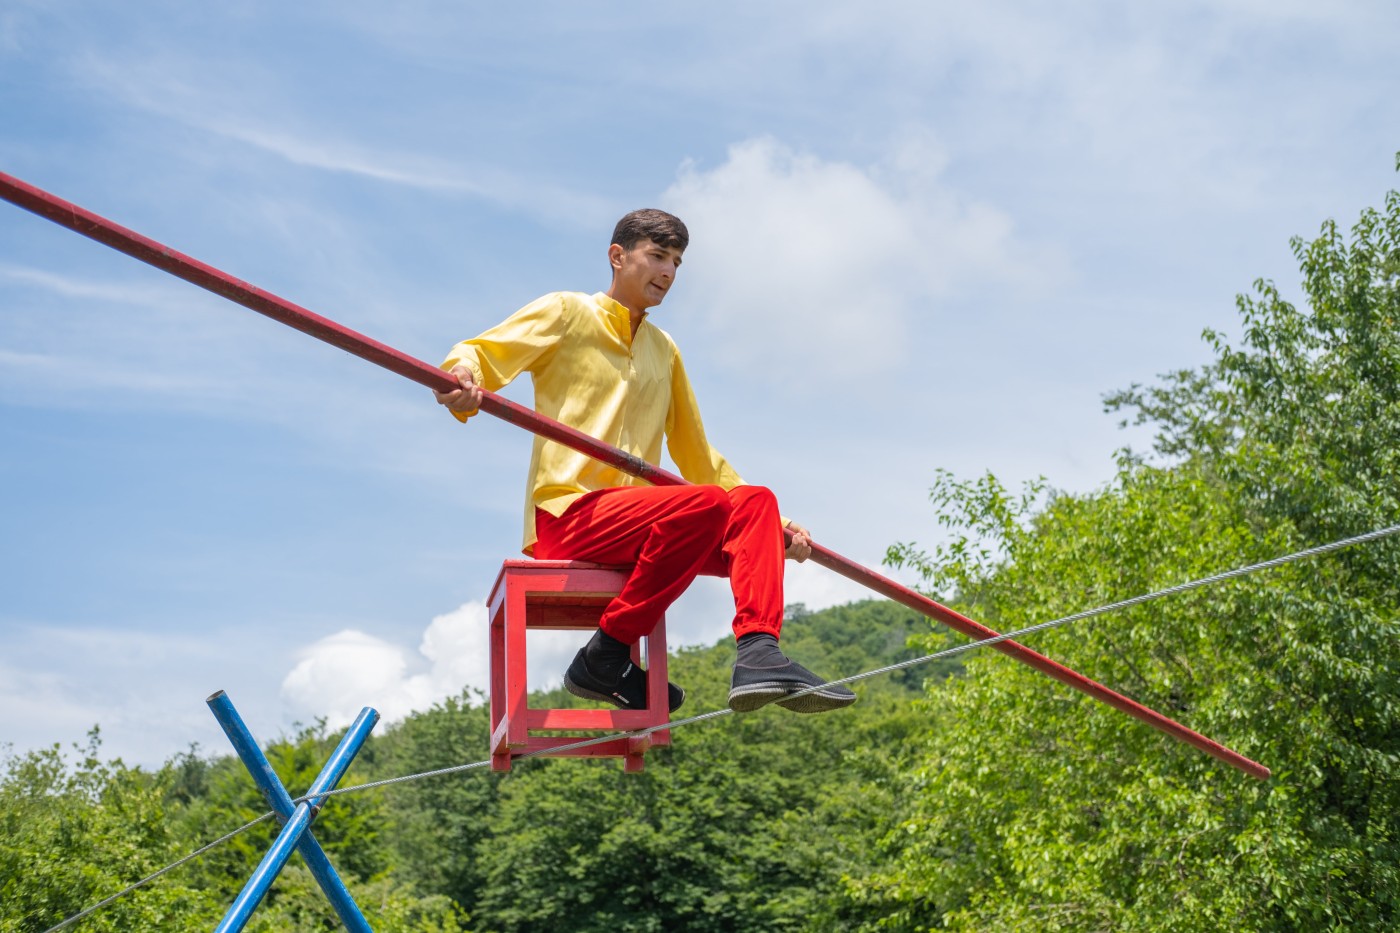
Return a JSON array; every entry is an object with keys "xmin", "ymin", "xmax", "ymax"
[{"xmin": 206, "ymin": 690, "xmax": 379, "ymax": 933}]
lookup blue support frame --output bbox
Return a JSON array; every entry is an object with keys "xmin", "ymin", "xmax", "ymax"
[{"xmin": 206, "ymin": 690, "xmax": 379, "ymax": 933}]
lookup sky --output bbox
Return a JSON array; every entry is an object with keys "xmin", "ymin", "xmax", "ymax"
[{"xmin": 2, "ymin": 0, "xmax": 1398, "ymax": 768}]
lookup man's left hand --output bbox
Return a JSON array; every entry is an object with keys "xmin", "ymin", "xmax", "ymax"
[{"xmin": 784, "ymin": 521, "xmax": 812, "ymax": 562}]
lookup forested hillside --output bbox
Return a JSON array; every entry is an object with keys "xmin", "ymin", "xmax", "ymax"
[
  {"xmin": 1, "ymin": 599, "xmax": 953, "ymax": 932},
  {"xmin": 5, "ymin": 168, "xmax": 1399, "ymax": 932}
]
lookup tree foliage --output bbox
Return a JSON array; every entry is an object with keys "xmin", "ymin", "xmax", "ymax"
[
  {"xmin": 856, "ymin": 166, "xmax": 1400, "ymax": 930},
  {"xmin": 5, "ymin": 162, "xmax": 1399, "ymax": 932},
  {"xmin": 1, "ymin": 600, "xmax": 934, "ymax": 932}
]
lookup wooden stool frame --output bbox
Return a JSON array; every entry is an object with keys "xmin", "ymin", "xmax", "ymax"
[{"xmin": 488, "ymin": 560, "xmax": 671, "ymax": 772}]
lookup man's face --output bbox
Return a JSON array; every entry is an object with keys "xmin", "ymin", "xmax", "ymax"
[{"xmin": 611, "ymin": 238, "xmax": 684, "ymax": 310}]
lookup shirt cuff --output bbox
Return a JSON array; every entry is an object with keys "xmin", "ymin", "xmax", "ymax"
[{"xmin": 441, "ymin": 354, "xmax": 484, "ymax": 422}]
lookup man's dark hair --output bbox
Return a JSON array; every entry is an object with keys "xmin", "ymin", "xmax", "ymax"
[{"xmin": 611, "ymin": 209, "xmax": 689, "ymax": 251}]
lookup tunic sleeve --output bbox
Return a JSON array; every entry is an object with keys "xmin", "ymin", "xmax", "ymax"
[
  {"xmin": 664, "ymin": 345, "xmax": 745, "ymax": 490},
  {"xmin": 440, "ymin": 293, "xmax": 571, "ymax": 421}
]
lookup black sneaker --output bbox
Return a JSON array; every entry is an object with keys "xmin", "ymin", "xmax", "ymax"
[
  {"xmin": 564, "ymin": 649, "xmax": 686, "ymax": 713},
  {"xmin": 728, "ymin": 659, "xmax": 857, "ymax": 714}
]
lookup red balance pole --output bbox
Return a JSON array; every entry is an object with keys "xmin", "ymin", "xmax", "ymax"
[{"xmin": 0, "ymin": 170, "xmax": 1269, "ymax": 780}]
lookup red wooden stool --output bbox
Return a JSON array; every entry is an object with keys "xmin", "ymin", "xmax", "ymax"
[{"xmin": 487, "ymin": 560, "xmax": 672, "ymax": 772}]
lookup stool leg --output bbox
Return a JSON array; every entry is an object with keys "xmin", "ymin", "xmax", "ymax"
[
  {"xmin": 504, "ymin": 575, "xmax": 530, "ymax": 757},
  {"xmin": 644, "ymin": 629, "xmax": 665, "ymax": 717},
  {"xmin": 647, "ymin": 617, "xmax": 670, "ymax": 746},
  {"xmin": 624, "ymin": 735, "xmax": 651, "ymax": 772},
  {"xmin": 489, "ymin": 597, "xmax": 512, "ymax": 771}
]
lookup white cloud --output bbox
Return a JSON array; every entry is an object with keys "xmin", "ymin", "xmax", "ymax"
[
  {"xmin": 279, "ymin": 601, "xmax": 587, "ymax": 729},
  {"xmin": 782, "ymin": 559, "xmax": 884, "ymax": 614},
  {"xmin": 0, "ymin": 257, "xmax": 485, "ymax": 483},
  {"xmin": 0, "ymin": 623, "xmax": 248, "ymax": 767},
  {"xmin": 662, "ymin": 136, "xmax": 1056, "ymax": 373},
  {"xmin": 199, "ymin": 119, "xmax": 613, "ymax": 224},
  {"xmin": 0, "ymin": 260, "xmax": 279, "ymax": 406},
  {"xmin": 275, "ymin": 579, "xmax": 885, "ymax": 734},
  {"xmin": 0, "ymin": 662, "xmax": 110, "ymax": 745},
  {"xmin": 74, "ymin": 52, "xmax": 611, "ymax": 225},
  {"xmin": 0, "ymin": 347, "xmax": 214, "ymax": 395},
  {"xmin": 0, "ymin": 263, "xmax": 178, "ymax": 304}
]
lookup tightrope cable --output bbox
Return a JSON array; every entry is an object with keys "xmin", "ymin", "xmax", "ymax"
[
  {"xmin": 301, "ymin": 522, "xmax": 1400, "ymax": 802},
  {"xmin": 40, "ymin": 813, "xmax": 277, "ymax": 933},
  {"xmin": 823, "ymin": 522, "xmax": 1400, "ymax": 691},
  {"xmin": 41, "ymin": 522, "xmax": 1400, "ymax": 932}
]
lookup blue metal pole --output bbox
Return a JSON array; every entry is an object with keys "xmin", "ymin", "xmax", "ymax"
[
  {"xmin": 208, "ymin": 693, "xmax": 379, "ymax": 933},
  {"xmin": 215, "ymin": 801, "xmax": 317, "ymax": 933},
  {"xmin": 300, "ymin": 707, "xmax": 380, "ymax": 803},
  {"xmin": 207, "ymin": 692, "xmax": 376, "ymax": 932}
]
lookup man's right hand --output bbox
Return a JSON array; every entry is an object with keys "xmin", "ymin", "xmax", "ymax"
[{"xmin": 435, "ymin": 364, "xmax": 483, "ymax": 415}]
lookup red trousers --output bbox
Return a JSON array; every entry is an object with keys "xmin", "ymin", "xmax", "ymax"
[{"xmin": 533, "ymin": 484, "xmax": 786, "ymax": 644}]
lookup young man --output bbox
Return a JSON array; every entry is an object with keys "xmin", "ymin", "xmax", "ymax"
[{"xmin": 435, "ymin": 209, "xmax": 855, "ymax": 715}]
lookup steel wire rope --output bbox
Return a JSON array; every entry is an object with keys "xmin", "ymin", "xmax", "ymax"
[
  {"xmin": 296, "ymin": 520, "xmax": 1400, "ymax": 803},
  {"xmin": 40, "ymin": 522, "xmax": 1400, "ymax": 932},
  {"xmin": 39, "ymin": 813, "xmax": 278, "ymax": 933}
]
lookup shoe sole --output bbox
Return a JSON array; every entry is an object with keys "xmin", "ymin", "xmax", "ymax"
[
  {"xmin": 728, "ymin": 683, "xmax": 857, "ymax": 714},
  {"xmin": 775, "ymin": 688, "xmax": 857, "ymax": 714},
  {"xmin": 727, "ymin": 683, "xmax": 790, "ymax": 712}
]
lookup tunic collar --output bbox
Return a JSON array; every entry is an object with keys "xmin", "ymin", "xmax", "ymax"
[{"xmin": 594, "ymin": 292, "xmax": 648, "ymax": 342}]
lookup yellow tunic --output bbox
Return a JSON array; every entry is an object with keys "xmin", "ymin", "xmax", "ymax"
[{"xmin": 442, "ymin": 291, "xmax": 745, "ymax": 553}]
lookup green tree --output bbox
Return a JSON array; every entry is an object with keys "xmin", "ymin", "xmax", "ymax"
[
  {"xmin": 856, "ymin": 162, "xmax": 1400, "ymax": 931},
  {"xmin": 460, "ymin": 601, "xmax": 934, "ymax": 933},
  {"xmin": 2, "ymin": 723, "xmax": 471, "ymax": 932},
  {"xmin": 365, "ymin": 690, "xmax": 500, "ymax": 912},
  {"xmin": 0, "ymin": 731, "xmax": 217, "ymax": 932}
]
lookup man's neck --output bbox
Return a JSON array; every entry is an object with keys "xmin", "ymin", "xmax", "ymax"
[{"xmin": 604, "ymin": 287, "xmax": 650, "ymax": 338}]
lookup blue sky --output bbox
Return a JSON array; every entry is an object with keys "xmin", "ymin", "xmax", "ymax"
[{"xmin": 2, "ymin": 1, "xmax": 1398, "ymax": 766}]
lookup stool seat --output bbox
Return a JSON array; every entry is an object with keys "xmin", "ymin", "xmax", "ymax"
[{"xmin": 487, "ymin": 560, "xmax": 671, "ymax": 772}]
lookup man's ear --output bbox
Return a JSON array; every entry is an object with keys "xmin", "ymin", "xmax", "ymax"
[{"xmin": 608, "ymin": 243, "xmax": 625, "ymax": 271}]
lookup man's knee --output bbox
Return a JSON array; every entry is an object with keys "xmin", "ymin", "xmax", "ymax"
[
  {"xmin": 691, "ymin": 484, "xmax": 734, "ymax": 526},
  {"xmin": 729, "ymin": 484, "xmax": 778, "ymax": 517}
]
